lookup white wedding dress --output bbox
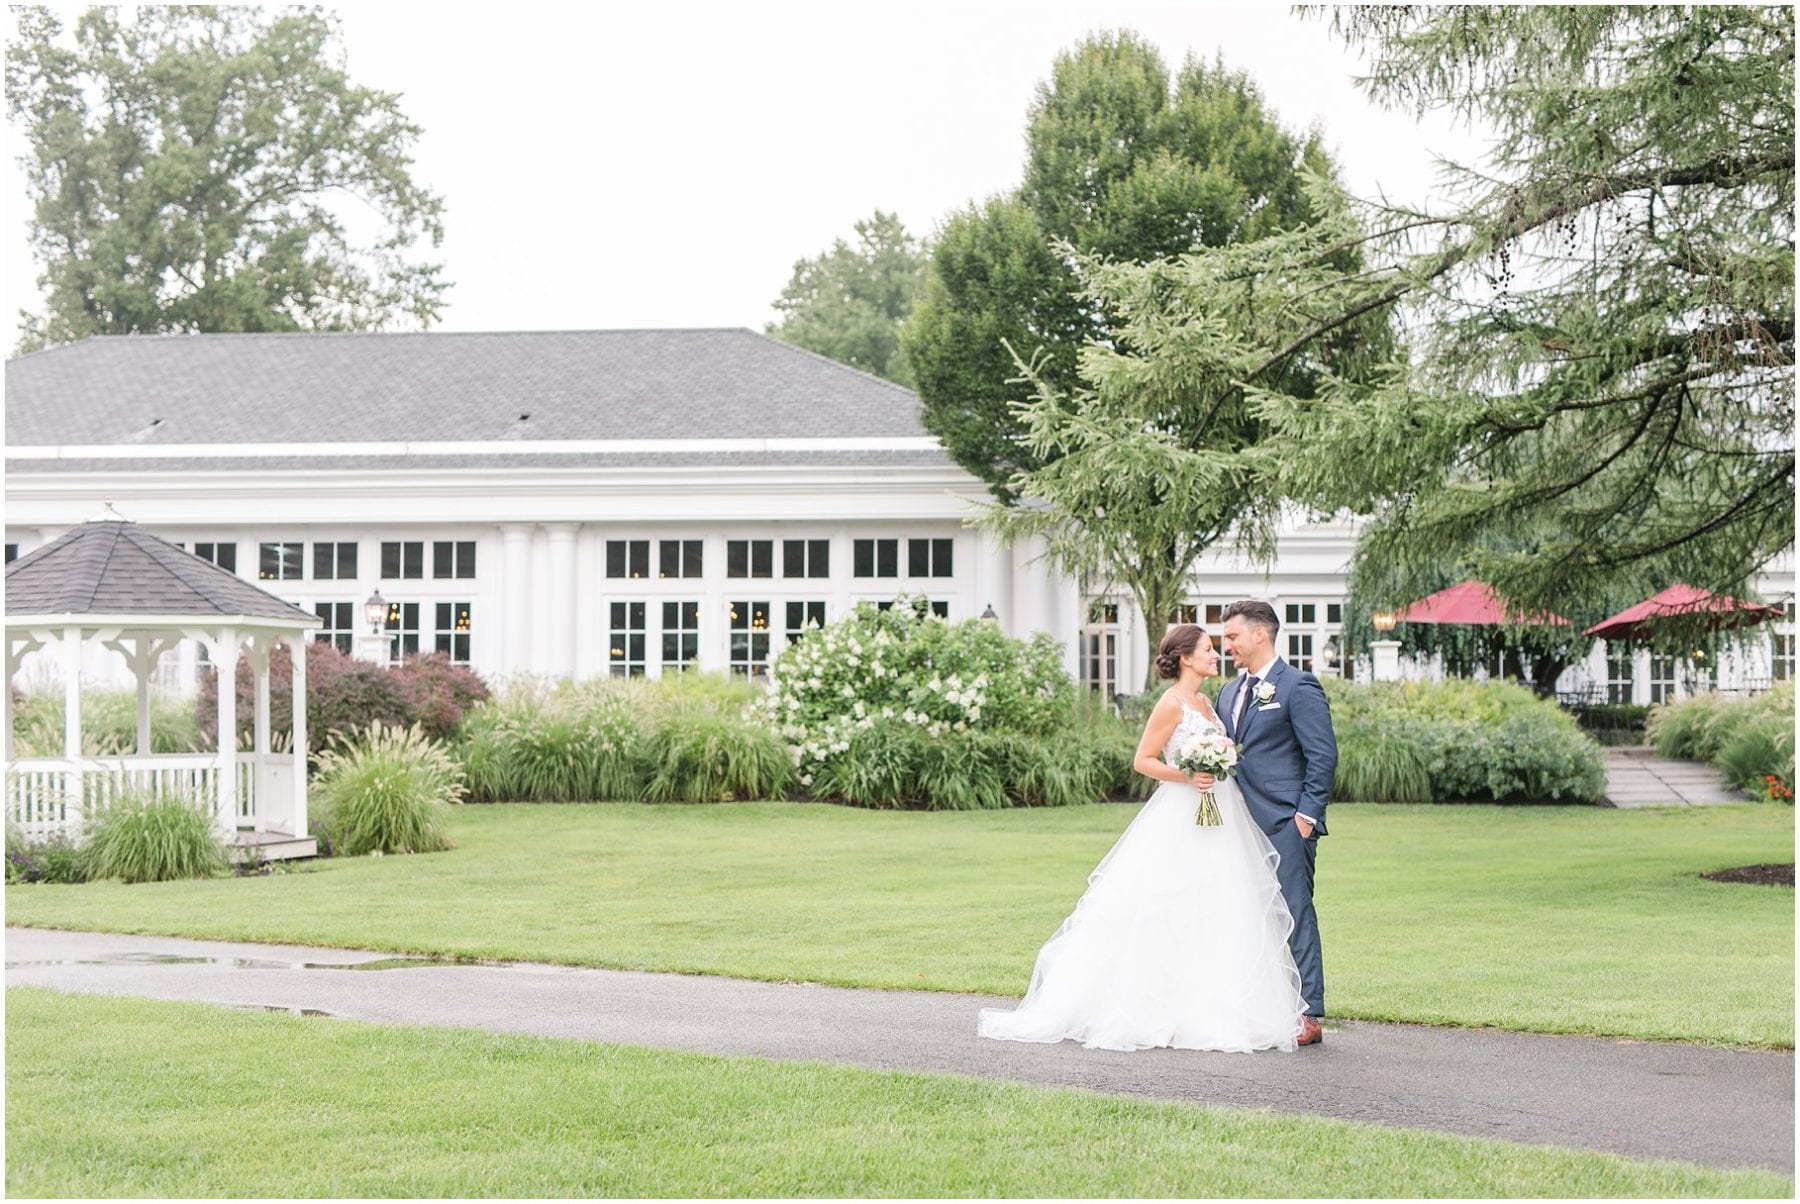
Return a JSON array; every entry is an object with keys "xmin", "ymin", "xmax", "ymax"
[{"xmin": 978, "ymin": 699, "xmax": 1307, "ymax": 1053}]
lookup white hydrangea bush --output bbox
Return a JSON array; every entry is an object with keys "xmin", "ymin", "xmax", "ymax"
[{"xmin": 751, "ymin": 595, "xmax": 1073, "ymax": 789}]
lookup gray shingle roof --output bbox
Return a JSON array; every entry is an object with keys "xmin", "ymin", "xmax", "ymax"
[
  {"xmin": 5, "ymin": 449, "xmax": 957, "ymax": 473},
  {"xmin": 4, "ymin": 521, "xmax": 319, "ymax": 623},
  {"xmin": 4, "ymin": 328, "xmax": 928, "ymax": 447}
]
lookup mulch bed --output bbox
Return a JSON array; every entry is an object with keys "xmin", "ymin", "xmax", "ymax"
[{"xmin": 1700, "ymin": 863, "xmax": 1795, "ymax": 887}]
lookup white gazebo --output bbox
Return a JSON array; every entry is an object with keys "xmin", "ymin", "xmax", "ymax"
[{"xmin": 4, "ymin": 513, "xmax": 320, "ymax": 857}]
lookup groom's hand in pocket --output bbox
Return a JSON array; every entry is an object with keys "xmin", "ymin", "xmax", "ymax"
[{"xmin": 1295, "ymin": 816, "xmax": 1315, "ymax": 838}]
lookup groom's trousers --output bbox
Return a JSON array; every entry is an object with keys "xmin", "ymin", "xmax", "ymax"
[{"xmin": 1268, "ymin": 820, "xmax": 1324, "ymax": 1018}]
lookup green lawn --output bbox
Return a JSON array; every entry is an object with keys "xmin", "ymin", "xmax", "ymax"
[
  {"xmin": 6, "ymin": 989, "xmax": 1788, "ymax": 1199},
  {"xmin": 6, "ymin": 802, "xmax": 1792, "ymax": 1046}
]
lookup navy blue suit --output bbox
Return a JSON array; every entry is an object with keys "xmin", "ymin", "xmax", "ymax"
[{"xmin": 1219, "ymin": 657, "xmax": 1337, "ymax": 1019}]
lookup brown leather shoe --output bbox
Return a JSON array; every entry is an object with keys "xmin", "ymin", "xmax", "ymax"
[{"xmin": 1296, "ymin": 1015, "xmax": 1324, "ymax": 1046}]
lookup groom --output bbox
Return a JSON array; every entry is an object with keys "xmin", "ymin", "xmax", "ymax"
[{"xmin": 1217, "ymin": 600, "xmax": 1337, "ymax": 1047}]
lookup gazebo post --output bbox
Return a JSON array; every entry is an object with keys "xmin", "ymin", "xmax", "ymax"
[
  {"xmin": 248, "ymin": 636, "xmax": 272, "ymax": 833},
  {"xmin": 212, "ymin": 628, "xmax": 243, "ymax": 840},
  {"xmin": 290, "ymin": 639, "xmax": 308, "ymax": 839},
  {"xmin": 61, "ymin": 625, "xmax": 84, "ymax": 832}
]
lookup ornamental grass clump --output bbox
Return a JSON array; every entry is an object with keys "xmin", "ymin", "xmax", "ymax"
[
  {"xmin": 640, "ymin": 706, "xmax": 791, "ymax": 803},
  {"xmin": 1649, "ymin": 684, "xmax": 1795, "ymax": 795},
  {"xmin": 313, "ymin": 723, "xmax": 464, "ymax": 855},
  {"xmin": 456, "ymin": 682, "xmax": 647, "ymax": 802},
  {"xmin": 82, "ymin": 791, "xmax": 227, "ymax": 884}
]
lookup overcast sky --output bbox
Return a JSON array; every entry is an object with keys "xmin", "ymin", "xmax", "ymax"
[{"xmin": 2, "ymin": 2, "xmax": 1494, "ymax": 352}]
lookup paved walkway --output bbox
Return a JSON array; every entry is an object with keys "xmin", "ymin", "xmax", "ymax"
[
  {"xmin": 5, "ymin": 928, "xmax": 1791, "ymax": 1175},
  {"xmin": 1603, "ymin": 747, "xmax": 1750, "ymax": 807}
]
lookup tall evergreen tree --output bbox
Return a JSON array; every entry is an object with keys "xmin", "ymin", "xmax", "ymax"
[
  {"xmin": 6, "ymin": 6, "xmax": 448, "ymax": 352},
  {"xmin": 1255, "ymin": 6, "xmax": 1795, "ymax": 625}
]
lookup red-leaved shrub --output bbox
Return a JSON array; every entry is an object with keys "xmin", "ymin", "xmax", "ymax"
[{"xmin": 197, "ymin": 642, "xmax": 488, "ymax": 753}]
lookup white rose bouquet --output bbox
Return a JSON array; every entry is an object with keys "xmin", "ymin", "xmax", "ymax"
[{"xmin": 1168, "ymin": 728, "xmax": 1239, "ymax": 826}]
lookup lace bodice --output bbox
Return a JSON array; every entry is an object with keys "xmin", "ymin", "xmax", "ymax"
[{"xmin": 1164, "ymin": 697, "xmax": 1224, "ymax": 761}]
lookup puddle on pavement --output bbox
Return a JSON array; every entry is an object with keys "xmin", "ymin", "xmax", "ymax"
[{"xmin": 5, "ymin": 951, "xmax": 458, "ymax": 972}]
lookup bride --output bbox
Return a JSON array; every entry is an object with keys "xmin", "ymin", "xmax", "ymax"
[{"xmin": 978, "ymin": 623, "xmax": 1307, "ymax": 1053}]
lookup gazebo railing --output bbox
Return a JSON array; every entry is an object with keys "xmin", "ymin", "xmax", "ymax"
[{"xmin": 4, "ymin": 752, "xmax": 291, "ymax": 840}]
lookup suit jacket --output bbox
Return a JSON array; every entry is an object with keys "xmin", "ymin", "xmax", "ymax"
[{"xmin": 1219, "ymin": 657, "xmax": 1338, "ymax": 838}]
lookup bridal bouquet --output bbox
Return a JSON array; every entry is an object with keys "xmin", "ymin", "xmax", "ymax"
[{"xmin": 1168, "ymin": 729, "xmax": 1239, "ymax": 827}]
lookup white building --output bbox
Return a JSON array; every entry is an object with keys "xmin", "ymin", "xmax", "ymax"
[{"xmin": 5, "ymin": 329, "xmax": 1793, "ymax": 703}]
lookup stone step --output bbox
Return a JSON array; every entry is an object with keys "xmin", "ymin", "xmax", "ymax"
[{"xmin": 230, "ymin": 831, "xmax": 317, "ymax": 861}]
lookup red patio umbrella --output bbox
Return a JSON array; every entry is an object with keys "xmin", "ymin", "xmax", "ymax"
[
  {"xmin": 1394, "ymin": 579, "xmax": 1573, "ymax": 627},
  {"xmin": 1583, "ymin": 584, "xmax": 1784, "ymax": 642}
]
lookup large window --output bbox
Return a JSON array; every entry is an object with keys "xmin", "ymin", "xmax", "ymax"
[
  {"xmin": 609, "ymin": 602, "xmax": 647, "ymax": 676},
  {"xmin": 384, "ymin": 601, "xmax": 421, "ymax": 665},
  {"xmin": 659, "ymin": 539, "xmax": 703, "ymax": 579},
  {"xmin": 4, "ymin": 544, "xmax": 16, "ymax": 564},
  {"xmin": 661, "ymin": 601, "xmax": 701, "ymax": 671},
  {"xmin": 1605, "ymin": 646, "xmax": 1635, "ymax": 704},
  {"xmin": 381, "ymin": 541, "xmax": 424, "ymax": 579},
  {"xmin": 1648, "ymin": 654, "xmax": 1677, "ymax": 704},
  {"xmin": 1284, "ymin": 602, "xmax": 1317, "ymax": 626},
  {"xmin": 434, "ymin": 602, "xmax": 472, "ymax": 665},
  {"xmin": 313, "ymin": 542, "xmax": 358, "ymax": 580},
  {"xmin": 1774, "ymin": 631, "xmax": 1795, "ymax": 683},
  {"xmin": 314, "ymin": 602, "xmax": 354, "ymax": 654},
  {"xmin": 727, "ymin": 539, "xmax": 774, "ymax": 579},
  {"xmin": 258, "ymin": 542, "xmax": 303, "ymax": 581},
  {"xmin": 1080, "ymin": 602, "xmax": 1120, "ymax": 697},
  {"xmin": 853, "ymin": 538, "xmax": 899, "ymax": 578},
  {"xmin": 606, "ymin": 540, "xmax": 649, "ymax": 579},
  {"xmin": 783, "ymin": 539, "xmax": 829, "ymax": 579},
  {"xmin": 907, "ymin": 537, "xmax": 953, "ymax": 578},
  {"xmin": 1286, "ymin": 632, "xmax": 1315, "ymax": 673},
  {"xmin": 433, "ymin": 540, "xmax": 476, "ymax": 579},
  {"xmin": 785, "ymin": 600, "xmax": 827, "ymax": 646},
  {"xmin": 1168, "ymin": 603, "xmax": 1199, "ymax": 624},
  {"xmin": 191, "ymin": 542, "xmax": 237, "ymax": 573},
  {"xmin": 729, "ymin": 599, "xmax": 771, "ymax": 678}
]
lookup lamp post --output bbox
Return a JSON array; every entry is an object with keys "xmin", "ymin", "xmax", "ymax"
[
  {"xmin": 979, "ymin": 603, "xmax": 999, "ymax": 623},
  {"xmin": 1370, "ymin": 610, "xmax": 1401, "ymax": 683},
  {"xmin": 353, "ymin": 590, "xmax": 390, "ymax": 667}
]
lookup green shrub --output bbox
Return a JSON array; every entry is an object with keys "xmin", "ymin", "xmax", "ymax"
[
  {"xmin": 641, "ymin": 706, "xmax": 791, "ymax": 803},
  {"xmin": 5, "ymin": 822, "xmax": 92, "ymax": 884},
  {"xmin": 11, "ymin": 689, "xmax": 204, "ymax": 757},
  {"xmin": 83, "ymin": 793, "xmax": 227, "ymax": 884},
  {"xmin": 1647, "ymin": 684, "xmax": 1796, "ymax": 799},
  {"xmin": 763, "ymin": 595, "xmax": 1076, "ymax": 805},
  {"xmin": 313, "ymin": 723, "xmax": 464, "ymax": 855},
  {"xmin": 1568, "ymin": 703, "xmax": 1651, "ymax": 746},
  {"xmin": 1321, "ymin": 678, "xmax": 1606, "ymax": 803},
  {"xmin": 1647, "ymin": 693, "xmax": 1736, "ymax": 761}
]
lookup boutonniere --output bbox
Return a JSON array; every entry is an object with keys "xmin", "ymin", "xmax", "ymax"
[{"xmin": 1254, "ymin": 680, "xmax": 1278, "ymax": 707}]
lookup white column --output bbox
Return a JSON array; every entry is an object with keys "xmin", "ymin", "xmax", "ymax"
[
  {"xmin": 61, "ymin": 626, "xmax": 84, "ymax": 830},
  {"xmin": 290, "ymin": 639, "xmax": 308, "ymax": 839},
  {"xmin": 529, "ymin": 526, "xmax": 551, "ymax": 674},
  {"xmin": 545, "ymin": 523, "xmax": 580, "ymax": 678},
  {"xmin": 1011, "ymin": 536, "xmax": 1052, "ymax": 636},
  {"xmin": 248, "ymin": 638, "xmax": 271, "ymax": 833},
  {"xmin": 974, "ymin": 531, "xmax": 1014, "ymax": 633},
  {"xmin": 500, "ymin": 523, "xmax": 533, "ymax": 680},
  {"xmin": 574, "ymin": 528, "xmax": 598, "ymax": 680},
  {"xmin": 213, "ymin": 630, "xmax": 242, "ymax": 839}
]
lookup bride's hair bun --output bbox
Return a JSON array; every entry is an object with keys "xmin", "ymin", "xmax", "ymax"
[{"xmin": 1155, "ymin": 623, "xmax": 1206, "ymax": 679}]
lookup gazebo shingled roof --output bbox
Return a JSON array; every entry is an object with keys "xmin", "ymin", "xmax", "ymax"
[{"xmin": 4, "ymin": 520, "xmax": 317, "ymax": 624}]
